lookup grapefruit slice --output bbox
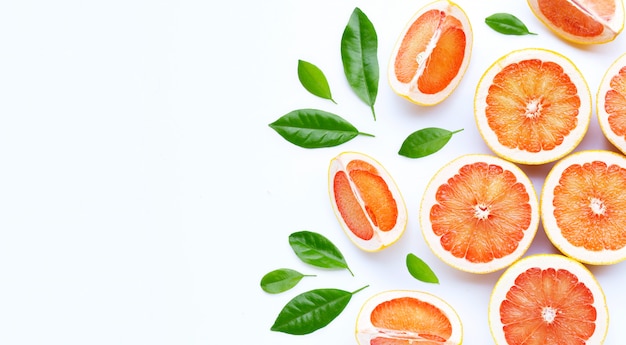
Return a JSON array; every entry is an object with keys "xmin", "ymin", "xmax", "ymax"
[
  {"xmin": 356, "ymin": 290, "xmax": 463, "ymax": 345},
  {"xmin": 597, "ymin": 52, "xmax": 626, "ymax": 155},
  {"xmin": 475, "ymin": 48, "xmax": 591, "ymax": 165},
  {"xmin": 489, "ymin": 254, "xmax": 609, "ymax": 345},
  {"xmin": 527, "ymin": 0, "xmax": 625, "ymax": 44},
  {"xmin": 541, "ymin": 150, "xmax": 626, "ymax": 265},
  {"xmin": 420, "ymin": 154, "xmax": 540, "ymax": 274},
  {"xmin": 328, "ymin": 152, "xmax": 407, "ymax": 252},
  {"xmin": 388, "ymin": 0, "xmax": 472, "ymax": 106}
]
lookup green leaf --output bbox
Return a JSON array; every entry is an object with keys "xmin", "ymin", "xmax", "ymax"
[
  {"xmin": 260, "ymin": 268, "xmax": 315, "ymax": 294},
  {"xmin": 485, "ymin": 13, "xmax": 537, "ymax": 35},
  {"xmin": 398, "ymin": 127, "xmax": 463, "ymax": 158},
  {"xmin": 268, "ymin": 109, "xmax": 374, "ymax": 149},
  {"xmin": 406, "ymin": 253, "xmax": 439, "ymax": 284},
  {"xmin": 289, "ymin": 230, "xmax": 354, "ymax": 276},
  {"xmin": 341, "ymin": 7, "xmax": 379, "ymax": 120},
  {"xmin": 270, "ymin": 285, "xmax": 368, "ymax": 334},
  {"xmin": 297, "ymin": 60, "xmax": 336, "ymax": 104}
]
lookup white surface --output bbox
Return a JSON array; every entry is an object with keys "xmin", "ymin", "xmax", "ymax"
[{"xmin": 0, "ymin": 0, "xmax": 625, "ymax": 344}]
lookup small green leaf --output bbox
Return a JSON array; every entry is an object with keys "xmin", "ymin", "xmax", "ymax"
[
  {"xmin": 485, "ymin": 13, "xmax": 537, "ymax": 35},
  {"xmin": 270, "ymin": 285, "xmax": 368, "ymax": 334},
  {"xmin": 260, "ymin": 268, "xmax": 315, "ymax": 294},
  {"xmin": 406, "ymin": 253, "xmax": 439, "ymax": 284},
  {"xmin": 399, "ymin": 127, "xmax": 463, "ymax": 158},
  {"xmin": 269, "ymin": 109, "xmax": 374, "ymax": 149},
  {"xmin": 341, "ymin": 7, "xmax": 379, "ymax": 120},
  {"xmin": 297, "ymin": 60, "xmax": 336, "ymax": 104},
  {"xmin": 289, "ymin": 231, "xmax": 354, "ymax": 276}
]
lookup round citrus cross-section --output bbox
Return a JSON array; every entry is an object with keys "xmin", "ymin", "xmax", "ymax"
[
  {"xmin": 328, "ymin": 152, "xmax": 407, "ymax": 252},
  {"xmin": 356, "ymin": 290, "xmax": 463, "ymax": 345},
  {"xmin": 475, "ymin": 48, "xmax": 591, "ymax": 165},
  {"xmin": 388, "ymin": 0, "xmax": 472, "ymax": 106},
  {"xmin": 527, "ymin": 0, "xmax": 625, "ymax": 44},
  {"xmin": 489, "ymin": 254, "xmax": 608, "ymax": 345},
  {"xmin": 420, "ymin": 154, "xmax": 540, "ymax": 274},
  {"xmin": 541, "ymin": 149, "xmax": 626, "ymax": 265},
  {"xmin": 597, "ymin": 52, "xmax": 626, "ymax": 155}
]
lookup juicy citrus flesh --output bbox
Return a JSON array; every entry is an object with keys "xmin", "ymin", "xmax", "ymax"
[
  {"xmin": 368, "ymin": 297, "xmax": 452, "ymax": 344},
  {"xmin": 552, "ymin": 160, "xmax": 626, "ymax": 251},
  {"xmin": 333, "ymin": 159, "xmax": 398, "ymax": 241},
  {"xmin": 394, "ymin": 9, "xmax": 466, "ymax": 95},
  {"xmin": 499, "ymin": 266, "xmax": 597, "ymax": 344},
  {"xmin": 485, "ymin": 59, "xmax": 580, "ymax": 154},
  {"xmin": 430, "ymin": 161, "xmax": 532, "ymax": 264},
  {"xmin": 538, "ymin": 0, "xmax": 614, "ymax": 37},
  {"xmin": 604, "ymin": 65, "xmax": 626, "ymax": 139}
]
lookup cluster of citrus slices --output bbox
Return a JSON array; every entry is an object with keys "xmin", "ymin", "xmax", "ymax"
[{"xmin": 323, "ymin": 0, "xmax": 626, "ymax": 343}]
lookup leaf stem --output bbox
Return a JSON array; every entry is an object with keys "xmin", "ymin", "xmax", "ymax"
[
  {"xmin": 351, "ymin": 285, "xmax": 369, "ymax": 295},
  {"xmin": 452, "ymin": 128, "xmax": 464, "ymax": 134},
  {"xmin": 370, "ymin": 105, "xmax": 376, "ymax": 121},
  {"xmin": 358, "ymin": 131, "xmax": 375, "ymax": 138}
]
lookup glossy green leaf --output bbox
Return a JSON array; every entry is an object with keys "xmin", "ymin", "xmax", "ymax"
[
  {"xmin": 341, "ymin": 7, "xmax": 379, "ymax": 120},
  {"xmin": 398, "ymin": 127, "xmax": 463, "ymax": 158},
  {"xmin": 270, "ymin": 285, "xmax": 368, "ymax": 334},
  {"xmin": 289, "ymin": 231, "xmax": 353, "ymax": 276},
  {"xmin": 260, "ymin": 268, "xmax": 315, "ymax": 294},
  {"xmin": 406, "ymin": 253, "xmax": 439, "ymax": 284},
  {"xmin": 485, "ymin": 13, "xmax": 537, "ymax": 35},
  {"xmin": 268, "ymin": 109, "xmax": 374, "ymax": 149},
  {"xmin": 297, "ymin": 60, "xmax": 336, "ymax": 103}
]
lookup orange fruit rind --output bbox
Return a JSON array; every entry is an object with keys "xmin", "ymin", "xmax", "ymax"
[
  {"xmin": 541, "ymin": 149, "xmax": 626, "ymax": 265},
  {"xmin": 420, "ymin": 154, "xmax": 540, "ymax": 274},
  {"xmin": 489, "ymin": 254, "xmax": 608, "ymax": 344},
  {"xmin": 328, "ymin": 151, "xmax": 407, "ymax": 252},
  {"xmin": 388, "ymin": 0, "xmax": 473, "ymax": 106},
  {"xmin": 475, "ymin": 48, "xmax": 591, "ymax": 165},
  {"xmin": 356, "ymin": 290, "xmax": 463, "ymax": 345},
  {"xmin": 527, "ymin": 0, "xmax": 625, "ymax": 44}
]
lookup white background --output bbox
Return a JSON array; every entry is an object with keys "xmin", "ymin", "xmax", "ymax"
[{"xmin": 0, "ymin": 0, "xmax": 625, "ymax": 344}]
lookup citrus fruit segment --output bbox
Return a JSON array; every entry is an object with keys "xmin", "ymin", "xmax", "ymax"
[
  {"xmin": 420, "ymin": 154, "xmax": 540, "ymax": 274},
  {"xmin": 541, "ymin": 150, "xmax": 626, "ymax": 265},
  {"xmin": 328, "ymin": 152, "xmax": 407, "ymax": 252},
  {"xmin": 597, "ymin": 52, "xmax": 626, "ymax": 155},
  {"xmin": 489, "ymin": 254, "xmax": 608, "ymax": 345},
  {"xmin": 527, "ymin": 0, "xmax": 625, "ymax": 44},
  {"xmin": 475, "ymin": 48, "xmax": 591, "ymax": 165},
  {"xmin": 388, "ymin": 0, "xmax": 473, "ymax": 106},
  {"xmin": 356, "ymin": 290, "xmax": 463, "ymax": 345}
]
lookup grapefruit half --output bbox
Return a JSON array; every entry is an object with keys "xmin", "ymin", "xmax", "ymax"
[
  {"xmin": 388, "ymin": 0, "xmax": 472, "ymax": 106},
  {"xmin": 489, "ymin": 254, "xmax": 608, "ymax": 344},
  {"xmin": 328, "ymin": 152, "xmax": 407, "ymax": 252},
  {"xmin": 356, "ymin": 290, "xmax": 463, "ymax": 345},
  {"xmin": 597, "ymin": 52, "xmax": 626, "ymax": 155},
  {"xmin": 420, "ymin": 154, "xmax": 540, "ymax": 274},
  {"xmin": 475, "ymin": 48, "xmax": 591, "ymax": 165},
  {"xmin": 541, "ymin": 149, "xmax": 626, "ymax": 265}
]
